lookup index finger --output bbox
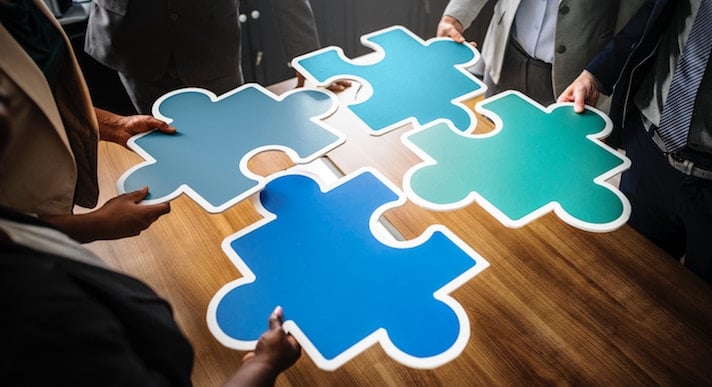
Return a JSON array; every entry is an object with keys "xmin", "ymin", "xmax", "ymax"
[
  {"xmin": 448, "ymin": 29, "xmax": 465, "ymax": 43},
  {"xmin": 573, "ymin": 88, "xmax": 587, "ymax": 114},
  {"xmin": 152, "ymin": 118, "xmax": 177, "ymax": 134}
]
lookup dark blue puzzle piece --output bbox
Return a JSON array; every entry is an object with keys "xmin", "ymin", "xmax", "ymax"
[
  {"xmin": 117, "ymin": 85, "xmax": 345, "ymax": 213},
  {"xmin": 292, "ymin": 25, "xmax": 485, "ymax": 134},
  {"xmin": 207, "ymin": 169, "xmax": 488, "ymax": 370}
]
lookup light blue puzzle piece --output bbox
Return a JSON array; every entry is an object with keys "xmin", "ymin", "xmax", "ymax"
[
  {"xmin": 403, "ymin": 91, "xmax": 631, "ymax": 232},
  {"xmin": 292, "ymin": 25, "xmax": 485, "ymax": 135},
  {"xmin": 117, "ymin": 84, "xmax": 345, "ymax": 213},
  {"xmin": 207, "ymin": 168, "xmax": 488, "ymax": 370}
]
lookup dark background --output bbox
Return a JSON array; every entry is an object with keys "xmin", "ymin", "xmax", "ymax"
[{"xmin": 58, "ymin": 0, "xmax": 492, "ymax": 116}]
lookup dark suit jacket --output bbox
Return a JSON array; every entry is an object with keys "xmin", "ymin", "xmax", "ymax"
[
  {"xmin": 84, "ymin": 0, "xmax": 319, "ymax": 85},
  {"xmin": 0, "ymin": 209, "xmax": 194, "ymax": 386},
  {"xmin": 585, "ymin": 0, "xmax": 676, "ymax": 147}
]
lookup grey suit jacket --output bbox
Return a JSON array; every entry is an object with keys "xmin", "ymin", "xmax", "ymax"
[
  {"xmin": 444, "ymin": 0, "xmax": 646, "ymax": 97},
  {"xmin": 85, "ymin": 0, "xmax": 319, "ymax": 84}
]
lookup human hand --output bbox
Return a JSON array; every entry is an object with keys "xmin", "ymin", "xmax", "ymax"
[
  {"xmin": 95, "ymin": 108, "xmax": 176, "ymax": 147},
  {"xmin": 242, "ymin": 306, "xmax": 301, "ymax": 372},
  {"xmin": 557, "ymin": 70, "xmax": 600, "ymax": 113},
  {"xmin": 295, "ymin": 71, "xmax": 351, "ymax": 92},
  {"xmin": 87, "ymin": 187, "xmax": 170, "ymax": 241},
  {"xmin": 222, "ymin": 306, "xmax": 301, "ymax": 387},
  {"xmin": 437, "ymin": 15, "xmax": 467, "ymax": 44},
  {"xmin": 41, "ymin": 187, "xmax": 170, "ymax": 243}
]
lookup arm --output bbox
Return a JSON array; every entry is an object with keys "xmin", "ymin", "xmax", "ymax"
[
  {"xmin": 437, "ymin": 15, "xmax": 468, "ymax": 43},
  {"xmin": 94, "ymin": 107, "xmax": 175, "ymax": 148},
  {"xmin": 272, "ymin": 0, "xmax": 320, "ymax": 60},
  {"xmin": 438, "ymin": 0, "xmax": 489, "ymax": 40},
  {"xmin": 222, "ymin": 306, "xmax": 301, "ymax": 387},
  {"xmin": 41, "ymin": 187, "xmax": 170, "ymax": 243},
  {"xmin": 275, "ymin": 0, "xmax": 351, "ymax": 92},
  {"xmin": 0, "ymin": 258, "xmax": 190, "ymax": 386},
  {"xmin": 557, "ymin": 70, "xmax": 602, "ymax": 113},
  {"xmin": 557, "ymin": 0, "xmax": 657, "ymax": 111},
  {"xmin": 584, "ymin": 0, "xmax": 656, "ymax": 94}
]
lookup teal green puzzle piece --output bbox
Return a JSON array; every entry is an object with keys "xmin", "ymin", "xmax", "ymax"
[
  {"xmin": 403, "ymin": 91, "xmax": 631, "ymax": 232},
  {"xmin": 292, "ymin": 25, "xmax": 484, "ymax": 134},
  {"xmin": 117, "ymin": 84, "xmax": 344, "ymax": 213}
]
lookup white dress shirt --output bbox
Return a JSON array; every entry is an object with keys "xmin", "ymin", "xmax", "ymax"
[{"xmin": 513, "ymin": 0, "xmax": 559, "ymax": 63}]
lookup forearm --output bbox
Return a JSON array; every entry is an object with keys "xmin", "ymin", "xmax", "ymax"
[
  {"xmin": 221, "ymin": 360, "xmax": 280, "ymax": 387},
  {"xmin": 94, "ymin": 107, "xmax": 125, "ymax": 143},
  {"xmin": 40, "ymin": 212, "xmax": 108, "ymax": 243},
  {"xmin": 443, "ymin": 0, "xmax": 488, "ymax": 30}
]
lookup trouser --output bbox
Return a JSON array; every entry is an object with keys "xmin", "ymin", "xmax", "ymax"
[
  {"xmin": 620, "ymin": 113, "xmax": 712, "ymax": 284},
  {"xmin": 119, "ymin": 56, "xmax": 242, "ymax": 115},
  {"xmin": 484, "ymin": 38, "xmax": 555, "ymax": 106}
]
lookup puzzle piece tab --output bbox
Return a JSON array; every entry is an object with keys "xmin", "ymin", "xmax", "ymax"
[
  {"xmin": 117, "ymin": 85, "xmax": 345, "ymax": 213},
  {"xmin": 292, "ymin": 25, "xmax": 484, "ymax": 134},
  {"xmin": 403, "ymin": 91, "xmax": 631, "ymax": 232},
  {"xmin": 207, "ymin": 169, "xmax": 488, "ymax": 370}
]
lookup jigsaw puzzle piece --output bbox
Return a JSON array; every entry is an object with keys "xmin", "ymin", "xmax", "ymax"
[
  {"xmin": 404, "ymin": 91, "xmax": 630, "ymax": 232},
  {"xmin": 117, "ymin": 85, "xmax": 344, "ymax": 212},
  {"xmin": 292, "ymin": 25, "xmax": 484, "ymax": 134},
  {"xmin": 208, "ymin": 169, "xmax": 488, "ymax": 370}
]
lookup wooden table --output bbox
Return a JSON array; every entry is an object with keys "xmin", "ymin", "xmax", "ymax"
[{"xmin": 85, "ymin": 79, "xmax": 712, "ymax": 386}]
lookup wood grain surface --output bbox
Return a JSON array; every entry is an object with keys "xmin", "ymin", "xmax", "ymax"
[{"xmin": 84, "ymin": 81, "xmax": 712, "ymax": 386}]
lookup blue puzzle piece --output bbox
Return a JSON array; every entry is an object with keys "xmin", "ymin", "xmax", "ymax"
[
  {"xmin": 207, "ymin": 169, "xmax": 488, "ymax": 370},
  {"xmin": 292, "ymin": 25, "xmax": 485, "ymax": 134},
  {"xmin": 117, "ymin": 84, "xmax": 345, "ymax": 213},
  {"xmin": 403, "ymin": 91, "xmax": 631, "ymax": 232}
]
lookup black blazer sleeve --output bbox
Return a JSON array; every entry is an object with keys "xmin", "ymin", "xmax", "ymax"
[
  {"xmin": 0, "ymin": 247, "xmax": 194, "ymax": 387},
  {"xmin": 585, "ymin": 0, "xmax": 657, "ymax": 95}
]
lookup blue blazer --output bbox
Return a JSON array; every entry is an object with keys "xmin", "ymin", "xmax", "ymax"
[{"xmin": 585, "ymin": 0, "xmax": 675, "ymax": 147}]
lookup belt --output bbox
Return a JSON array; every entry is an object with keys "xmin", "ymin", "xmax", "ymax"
[
  {"xmin": 639, "ymin": 114, "xmax": 712, "ymax": 180},
  {"xmin": 667, "ymin": 152, "xmax": 712, "ymax": 180}
]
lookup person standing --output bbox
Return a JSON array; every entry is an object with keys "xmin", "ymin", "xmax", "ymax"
[
  {"xmin": 437, "ymin": 0, "xmax": 645, "ymax": 106},
  {"xmin": 85, "ymin": 0, "xmax": 323, "ymax": 114},
  {"xmin": 558, "ymin": 0, "xmax": 712, "ymax": 284},
  {"xmin": 0, "ymin": 0, "xmax": 175, "ymax": 243}
]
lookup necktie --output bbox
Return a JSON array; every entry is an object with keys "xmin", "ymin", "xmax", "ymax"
[{"xmin": 658, "ymin": 0, "xmax": 712, "ymax": 153}]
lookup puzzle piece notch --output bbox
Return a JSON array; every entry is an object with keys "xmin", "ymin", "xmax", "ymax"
[
  {"xmin": 207, "ymin": 169, "xmax": 488, "ymax": 370},
  {"xmin": 403, "ymin": 91, "xmax": 631, "ymax": 232},
  {"xmin": 292, "ymin": 25, "xmax": 485, "ymax": 135},
  {"xmin": 117, "ymin": 85, "xmax": 345, "ymax": 213}
]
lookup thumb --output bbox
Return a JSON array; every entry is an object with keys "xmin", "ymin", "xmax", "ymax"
[{"xmin": 268, "ymin": 306, "xmax": 284, "ymax": 331}]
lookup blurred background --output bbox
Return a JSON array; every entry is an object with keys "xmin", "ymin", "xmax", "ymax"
[{"xmin": 51, "ymin": 0, "xmax": 492, "ymax": 115}]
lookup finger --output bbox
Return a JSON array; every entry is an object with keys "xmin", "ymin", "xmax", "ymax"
[
  {"xmin": 268, "ymin": 305, "xmax": 284, "ymax": 331},
  {"xmin": 150, "ymin": 117, "xmax": 177, "ymax": 134},
  {"xmin": 556, "ymin": 89, "xmax": 572, "ymax": 104},
  {"xmin": 295, "ymin": 72, "xmax": 306, "ymax": 88},
  {"xmin": 143, "ymin": 202, "xmax": 171, "ymax": 218},
  {"xmin": 242, "ymin": 352, "xmax": 255, "ymax": 362},
  {"xmin": 450, "ymin": 29, "xmax": 465, "ymax": 43},
  {"xmin": 125, "ymin": 186, "xmax": 150, "ymax": 202},
  {"xmin": 573, "ymin": 88, "xmax": 587, "ymax": 113},
  {"xmin": 327, "ymin": 83, "xmax": 346, "ymax": 92},
  {"xmin": 287, "ymin": 334, "xmax": 300, "ymax": 349}
]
